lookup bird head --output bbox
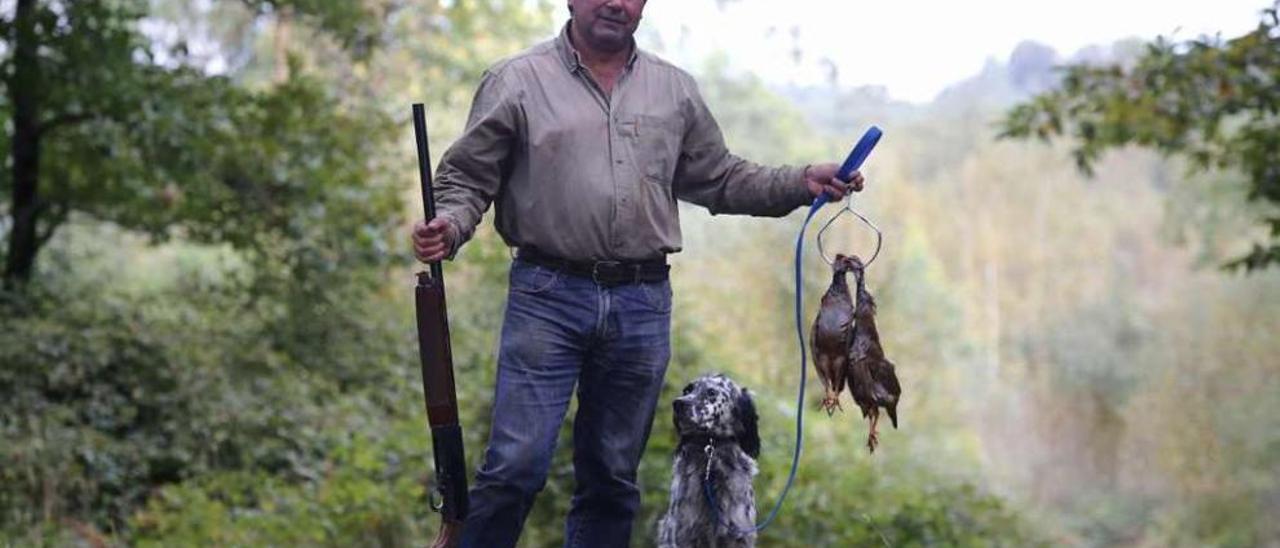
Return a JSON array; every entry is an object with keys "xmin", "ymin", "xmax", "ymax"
[{"xmin": 833, "ymin": 254, "xmax": 862, "ymax": 274}]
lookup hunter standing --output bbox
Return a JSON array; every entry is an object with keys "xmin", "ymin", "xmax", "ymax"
[{"xmin": 411, "ymin": 0, "xmax": 864, "ymax": 545}]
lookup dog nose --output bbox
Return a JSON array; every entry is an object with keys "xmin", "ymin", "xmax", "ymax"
[{"xmin": 673, "ymin": 399, "xmax": 689, "ymax": 414}]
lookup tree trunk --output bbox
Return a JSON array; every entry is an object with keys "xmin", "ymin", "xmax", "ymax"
[
  {"xmin": 273, "ymin": 9, "xmax": 292, "ymax": 83},
  {"xmin": 5, "ymin": 0, "xmax": 40, "ymax": 287}
]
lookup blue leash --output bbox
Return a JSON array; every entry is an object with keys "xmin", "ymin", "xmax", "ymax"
[{"xmin": 701, "ymin": 126, "xmax": 883, "ymax": 536}]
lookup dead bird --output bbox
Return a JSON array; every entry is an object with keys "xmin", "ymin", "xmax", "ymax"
[
  {"xmin": 845, "ymin": 255, "xmax": 901, "ymax": 453},
  {"xmin": 810, "ymin": 254, "xmax": 859, "ymax": 415}
]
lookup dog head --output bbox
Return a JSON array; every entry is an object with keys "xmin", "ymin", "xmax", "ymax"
[{"xmin": 672, "ymin": 373, "xmax": 760, "ymax": 458}]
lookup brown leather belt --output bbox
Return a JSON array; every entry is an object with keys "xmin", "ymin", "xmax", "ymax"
[{"xmin": 517, "ymin": 248, "xmax": 669, "ymax": 286}]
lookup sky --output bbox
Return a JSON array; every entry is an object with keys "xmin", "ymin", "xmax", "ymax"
[{"xmin": 554, "ymin": 0, "xmax": 1272, "ymax": 103}]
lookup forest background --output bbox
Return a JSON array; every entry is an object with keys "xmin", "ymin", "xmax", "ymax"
[{"xmin": 2, "ymin": 0, "xmax": 1277, "ymax": 546}]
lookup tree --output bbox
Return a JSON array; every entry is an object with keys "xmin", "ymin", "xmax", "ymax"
[
  {"xmin": 0, "ymin": 1, "xmax": 563, "ymax": 538},
  {"xmin": 0, "ymin": 0, "xmax": 393, "ymax": 287},
  {"xmin": 1000, "ymin": 2, "xmax": 1280, "ymax": 271}
]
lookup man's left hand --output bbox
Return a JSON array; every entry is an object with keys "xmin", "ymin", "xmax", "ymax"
[{"xmin": 803, "ymin": 163, "xmax": 865, "ymax": 200}]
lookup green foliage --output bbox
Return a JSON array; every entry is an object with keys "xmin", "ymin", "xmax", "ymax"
[
  {"xmin": 0, "ymin": 231, "xmax": 417, "ymax": 535},
  {"xmin": 130, "ymin": 422, "xmax": 434, "ymax": 546},
  {"xmin": 695, "ymin": 53, "xmax": 831, "ymax": 165},
  {"xmin": 733, "ymin": 430, "xmax": 1041, "ymax": 548},
  {"xmin": 1000, "ymin": 2, "xmax": 1280, "ymax": 271},
  {"xmin": 0, "ymin": 0, "xmax": 556, "ymax": 541},
  {"xmin": 1, "ymin": 0, "xmax": 399, "ymax": 286},
  {"xmin": 238, "ymin": 0, "xmax": 387, "ymax": 54},
  {"xmin": 4, "ymin": 1, "xmax": 1278, "ymax": 546},
  {"xmin": 56, "ymin": 68, "xmax": 400, "ymax": 278}
]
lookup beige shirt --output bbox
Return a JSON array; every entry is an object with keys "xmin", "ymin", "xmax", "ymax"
[{"xmin": 435, "ymin": 24, "xmax": 812, "ymax": 262}]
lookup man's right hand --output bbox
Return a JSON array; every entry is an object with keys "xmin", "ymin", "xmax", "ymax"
[{"xmin": 413, "ymin": 218, "xmax": 453, "ymax": 263}]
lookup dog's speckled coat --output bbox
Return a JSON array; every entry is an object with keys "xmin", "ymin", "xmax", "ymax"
[{"xmin": 658, "ymin": 374, "xmax": 760, "ymax": 548}]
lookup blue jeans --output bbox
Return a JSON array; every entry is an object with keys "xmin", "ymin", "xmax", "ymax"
[{"xmin": 459, "ymin": 260, "xmax": 673, "ymax": 548}]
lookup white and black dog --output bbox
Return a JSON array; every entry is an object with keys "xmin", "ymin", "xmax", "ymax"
[{"xmin": 658, "ymin": 373, "xmax": 760, "ymax": 548}]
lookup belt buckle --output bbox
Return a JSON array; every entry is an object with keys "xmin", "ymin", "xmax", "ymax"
[{"xmin": 591, "ymin": 261, "xmax": 621, "ymax": 285}]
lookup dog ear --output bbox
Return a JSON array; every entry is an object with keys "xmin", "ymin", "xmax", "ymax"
[{"xmin": 735, "ymin": 389, "xmax": 760, "ymax": 459}]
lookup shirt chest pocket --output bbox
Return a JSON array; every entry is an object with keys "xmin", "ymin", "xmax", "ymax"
[{"xmin": 622, "ymin": 114, "xmax": 683, "ymax": 185}]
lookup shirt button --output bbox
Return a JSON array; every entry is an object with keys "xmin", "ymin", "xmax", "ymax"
[{"xmin": 615, "ymin": 160, "xmax": 623, "ymax": 165}]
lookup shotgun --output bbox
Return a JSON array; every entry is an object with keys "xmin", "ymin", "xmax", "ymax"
[{"xmin": 412, "ymin": 103, "xmax": 469, "ymax": 547}]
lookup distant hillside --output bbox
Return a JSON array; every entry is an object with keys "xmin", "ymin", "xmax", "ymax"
[{"xmin": 772, "ymin": 38, "xmax": 1147, "ymax": 181}]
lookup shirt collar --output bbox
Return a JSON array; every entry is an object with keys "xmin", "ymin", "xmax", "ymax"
[{"xmin": 556, "ymin": 21, "xmax": 639, "ymax": 73}]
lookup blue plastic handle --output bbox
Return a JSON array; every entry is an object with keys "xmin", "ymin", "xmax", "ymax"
[
  {"xmin": 810, "ymin": 126, "xmax": 882, "ymax": 210},
  {"xmin": 836, "ymin": 125, "xmax": 882, "ymax": 181}
]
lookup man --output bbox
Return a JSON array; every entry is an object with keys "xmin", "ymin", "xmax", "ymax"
[{"xmin": 412, "ymin": 0, "xmax": 864, "ymax": 545}]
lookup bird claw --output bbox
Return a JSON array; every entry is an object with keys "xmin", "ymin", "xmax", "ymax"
[
  {"xmin": 866, "ymin": 431, "xmax": 879, "ymax": 453},
  {"xmin": 820, "ymin": 396, "xmax": 843, "ymax": 416}
]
